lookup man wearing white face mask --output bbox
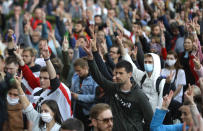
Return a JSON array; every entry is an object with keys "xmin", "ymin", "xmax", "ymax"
[
  {"xmin": 2, "ymin": 76, "xmax": 28, "ymax": 131},
  {"xmin": 119, "ymin": 36, "xmax": 166, "ymax": 112}
]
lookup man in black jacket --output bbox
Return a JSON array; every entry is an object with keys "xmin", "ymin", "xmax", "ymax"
[{"xmin": 83, "ymin": 41, "xmax": 153, "ymax": 131}]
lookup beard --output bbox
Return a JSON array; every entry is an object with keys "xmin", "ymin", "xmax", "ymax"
[{"xmin": 97, "ymin": 127, "xmax": 113, "ymax": 131}]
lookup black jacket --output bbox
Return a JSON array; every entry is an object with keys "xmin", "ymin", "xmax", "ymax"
[{"xmin": 88, "ymin": 59, "xmax": 153, "ymax": 131}]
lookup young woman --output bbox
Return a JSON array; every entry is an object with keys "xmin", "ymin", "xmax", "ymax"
[
  {"xmin": 161, "ymin": 50, "xmax": 186, "ymax": 103},
  {"xmin": 180, "ymin": 36, "xmax": 201, "ymax": 86},
  {"xmin": 161, "ymin": 50, "xmax": 186, "ymax": 124},
  {"xmin": 15, "ymin": 76, "xmax": 62, "ymax": 131}
]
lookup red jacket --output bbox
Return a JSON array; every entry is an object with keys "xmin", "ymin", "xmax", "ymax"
[{"xmin": 30, "ymin": 17, "xmax": 52, "ymax": 31}]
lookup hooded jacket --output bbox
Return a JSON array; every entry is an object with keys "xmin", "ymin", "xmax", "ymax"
[
  {"xmin": 88, "ymin": 59, "xmax": 153, "ymax": 131},
  {"xmin": 122, "ymin": 52, "xmax": 165, "ymax": 112}
]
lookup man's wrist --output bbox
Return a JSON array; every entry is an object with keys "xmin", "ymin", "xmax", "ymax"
[{"xmin": 19, "ymin": 60, "xmax": 25, "ymax": 66}]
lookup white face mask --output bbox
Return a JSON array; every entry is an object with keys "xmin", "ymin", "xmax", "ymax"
[
  {"xmin": 40, "ymin": 112, "xmax": 53, "ymax": 123},
  {"xmin": 7, "ymin": 94, "xmax": 19, "ymax": 105},
  {"xmin": 166, "ymin": 59, "xmax": 176, "ymax": 66}
]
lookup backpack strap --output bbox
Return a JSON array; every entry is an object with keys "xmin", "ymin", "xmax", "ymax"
[
  {"xmin": 172, "ymin": 69, "xmax": 178, "ymax": 83},
  {"xmin": 141, "ymin": 74, "xmax": 164, "ymax": 96},
  {"xmin": 156, "ymin": 76, "xmax": 164, "ymax": 96},
  {"xmin": 140, "ymin": 74, "xmax": 147, "ymax": 88}
]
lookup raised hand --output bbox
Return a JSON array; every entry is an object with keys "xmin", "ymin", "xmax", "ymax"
[
  {"xmin": 184, "ymin": 84, "xmax": 195, "ymax": 105},
  {"xmin": 161, "ymin": 33, "xmax": 166, "ymax": 48},
  {"xmin": 159, "ymin": 22, "xmax": 165, "ymax": 33},
  {"xmin": 162, "ymin": 90, "xmax": 174, "ymax": 110},
  {"xmin": 194, "ymin": 18, "xmax": 200, "ymax": 35},
  {"xmin": 89, "ymin": 24, "xmax": 95, "ymax": 38},
  {"xmin": 193, "ymin": 56, "xmax": 201, "ymax": 69},
  {"xmin": 100, "ymin": 42, "xmax": 108, "ymax": 54},
  {"xmin": 75, "ymin": 39, "xmax": 81, "ymax": 49},
  {"xmin": 42, "ymin": 42, "xmax": 50, "ymax": 59},
  {"xmin": 62, "ymin": 36, "xmax": 69, "ymax": 51},
  {"xmin": 24, "ymin": 23, "xmax": 31, "ymax": 35},
  {"xmin": 116, "ymin": 35, "xmax": 123, "ymax": 47},
  {"xmin": 83, "ymin": 40, "xmax": 93, "ymax": 60},
  {"xmin": 49, "ymin": 29, "xmax": 56, "ymax": 40},
  {"xmin": 14, "ymin": 47, "xmax": 25, "ymax": 66},
  {"xmin": 91, "ymin": 35, "xmax": 97, "ymax": 52},
  {"xmin": 166, "ymin": 71, "xmax": 175, "ymax": 83}
]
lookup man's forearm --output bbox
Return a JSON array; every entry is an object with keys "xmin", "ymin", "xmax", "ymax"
[
  {"xmin": 88, "ymin": 59, "xmax": 116, "ymax": 90},
  {"xmin": 45, "ymin": 59, "xmax": 56, "ymax": 79}
]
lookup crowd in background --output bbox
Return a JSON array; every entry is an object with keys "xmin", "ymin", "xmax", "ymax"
[{"xmin": 0, "ymin": 0, "xmax": 203, "ymax": 131}]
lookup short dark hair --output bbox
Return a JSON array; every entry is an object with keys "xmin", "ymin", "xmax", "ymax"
[
  {"xmin": 78, "ymin": 35, "xmax": 88, "ymax": 42},
  {"xmin": 170, "ymin": 22, "xmax": 179, "ymax": 31},
  {"xmin": 115, "ymin": 60, "xmax": 132, "ymax": 73},
  {"xmin": 133, "ymin": 21, "xmax": 142, "ymax": 27},
  {"xmin": 40, "ymin": 67, "xmax": 48, "ymax": 73},
  {"xmin": 60, "ymin": 118, "xmax": 84, "ymax": 131},
  {"xmin": 110, "ymin": 44, "xmax": 121, "ymax": 55},
  {"xmin": 39, "ymin": 100, "xmax": 62, "ymax": 128},
  {"xmin": 5, "ymin": 56, "xmax": 18, "ymax": 65}
]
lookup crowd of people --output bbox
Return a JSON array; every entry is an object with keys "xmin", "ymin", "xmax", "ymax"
[{"xmin": 0, "ymin": 0, "xmax": 203, "ymax": 131}]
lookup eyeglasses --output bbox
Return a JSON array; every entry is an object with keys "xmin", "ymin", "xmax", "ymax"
[{"xmin": 96, "ymin": 117, "xmax": 113, "ymax": 123}]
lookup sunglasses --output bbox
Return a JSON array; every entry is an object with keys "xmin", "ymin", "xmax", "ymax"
[{"xmin": 96, "ymin": 117, "xmax": 113, "ymax": 123}]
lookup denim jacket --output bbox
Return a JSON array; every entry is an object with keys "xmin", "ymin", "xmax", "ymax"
[{"xmin": 71, "ymin": 73, "xmax": 98, "ymax": 115}]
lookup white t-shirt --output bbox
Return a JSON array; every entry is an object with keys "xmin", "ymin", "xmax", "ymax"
[{"xmin": 161, "ymin": 68, "xmax": 186, "ymax": 103}]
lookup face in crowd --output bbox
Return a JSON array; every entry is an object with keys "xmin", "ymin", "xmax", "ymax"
[
  {"xmin": 179, "ymin": 105, "xmax": 193, "ymax": 126},
  {"xmin": 7, "ymin": 88, "xmax": 19, "ymax": 106},
  {"xmin": 94, "ymin": 109, "xmax": 113, "ymax": 131},
  {"xmin": 144, "ymin": 55, "xmax": 154, "ymax": 73},
  {"xmin": 109, "ymin": 46, "xmax": 120, "ymax": 61},
  {"xmin": 39, "ymin": 71, "xmax": 50, "ymax": 89}
]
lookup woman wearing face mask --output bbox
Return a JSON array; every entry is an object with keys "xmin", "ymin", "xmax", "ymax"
[
  {"xmin": 161, "ymin": 50, "xmax": 186, "ymax": 124},
  {"xmin": 15, "ymin": 76, "xmax": 62, "ymax": 131},
  {"xmin": 161, "ymin": 50, "xmax": 186, "ymax": 103},
  {"xmin": 2, "ymin": 75, "xmax": 28, "ymax": 131}
]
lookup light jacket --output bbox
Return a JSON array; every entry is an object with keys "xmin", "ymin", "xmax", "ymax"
[
  {"xmin": 71, "ymin": 73, "xmax": 98, "ymax": 115},
  {"xmin": 24, "ymin": 103, "xmax": 61, "ymax": 131},
  {"xmin": 150, "ymin": 108, "xmax": 183, "ymax": 131},
  {"xmin": 122, "ymin": 51, "xmax": 165, "ymax": 112}
]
